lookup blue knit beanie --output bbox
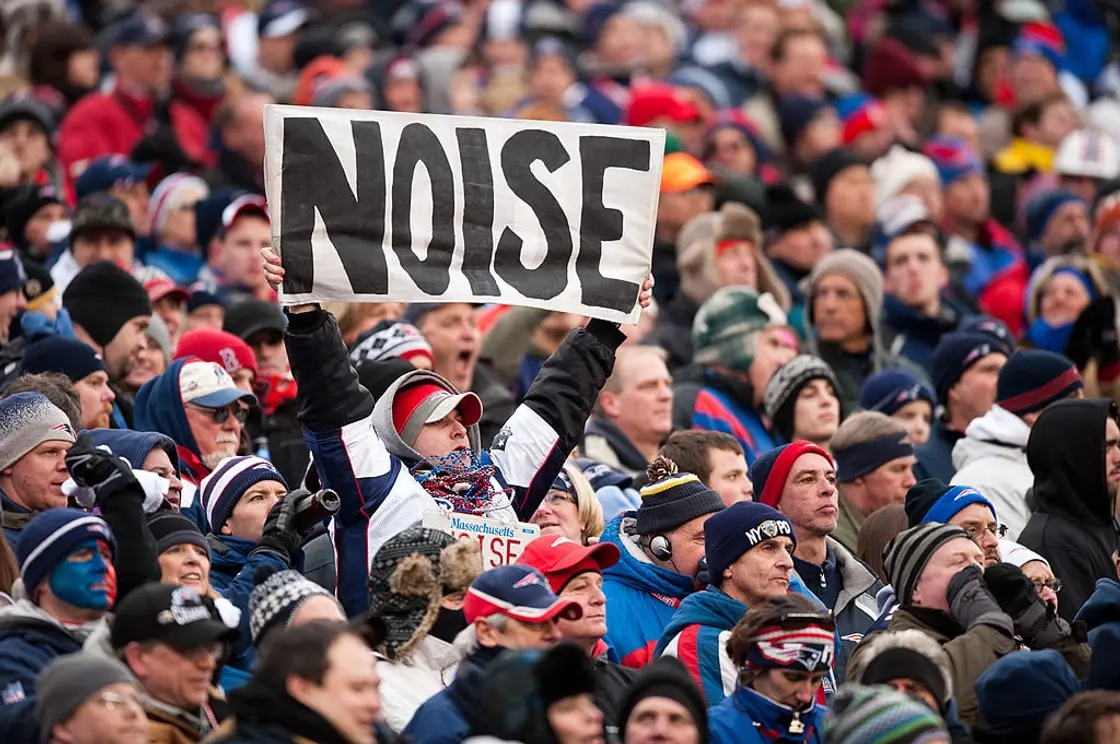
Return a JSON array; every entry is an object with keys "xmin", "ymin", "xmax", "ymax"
[
  {"xmin": 995, "ymin": 349, "xmax": 1083, "ymax": 415},
  {"xmin": 17, "ymin": 508, "xmax": 116, "ymax": 596},
  {"xmin": 705, "ymin": 501, "xmax": 795, "ymax": 581},
  {"xmin": 21, "ymin": 335, "xmax": 107, "ymax": 383},
  {"xmin": 958, "ymin": 315, "xmax": 1015, "ymax": 355},
  {"xmin": 1026, "ymin": 189, "xmax": 1085, "ymax": 243},
  {"xmin": 859, "ymin": 369, "xmax": 937, "ymax": 415},
  {"xmin": 931, "ymin": 332, "xmax": 1000, "ymax": 403},
  {"xmin": 199, "ymin": 456, "xmax": 288, "ymax": 533},
  {"xmin": 976, "ymin": 649, "xmax": 1080, "ymax": 732},
  {"xmin": 904, "ymin": 478, "xmax": 996, "ymax": 527}
]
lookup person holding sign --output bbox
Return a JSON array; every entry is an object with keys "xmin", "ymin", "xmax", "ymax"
[{"xmin": 263, "ymin": 248, "xmax": 651, "ymax": 617}]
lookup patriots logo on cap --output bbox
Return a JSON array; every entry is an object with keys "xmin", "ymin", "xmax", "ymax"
[
  {"xmin": 51, "ymin": 422, "xmax": 74, "ymax": 436},
  {"xmin": 953, "ymin": 488, "xmax": 981, "ymax": 501},
  {"xmin": 962, "ymin": 344, "xmax": 993, "ymax": 366},
  {"xmin": 513, "ymin": 571, "xmax": 544, "ymax": 589},
  {"xmin": 2, "ymin": 682, "xmax": 25, "ymax": 705},
  {"xmin": 550, "ymin": 536, "xmax": 576, "ymax": 547}
]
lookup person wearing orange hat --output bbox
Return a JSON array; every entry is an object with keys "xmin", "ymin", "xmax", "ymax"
[{"xmin": 656, "ymin": 153, "xmax": 716, "ymax": 303}]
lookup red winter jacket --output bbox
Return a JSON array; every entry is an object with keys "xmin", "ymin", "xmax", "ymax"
[{"xmin": 57, "ymin": 85, "xmax": 214, "ymax": 180}]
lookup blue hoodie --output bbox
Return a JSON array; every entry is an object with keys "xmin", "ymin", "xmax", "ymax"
[
  {"xmin": 709, "ymin": 685, "xmax": 824, "ymax": 744},
  {"xmin": 87, "ymin": 429, "xmax": 180, "ymax": 473},
  {"xmin": 654, "ymin": 581, "xmax": 828, "ymax": 705},
  {"xmin": 1075, "ymin": 578, "xmax": 1120, "ymax": 691},
  {"xmin": 601, "ymin": 514, "xmax": 697, "ymax": 669}
]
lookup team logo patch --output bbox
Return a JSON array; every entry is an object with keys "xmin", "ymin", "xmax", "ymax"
[{"xmin": 513, "ymin": 571, "xmax": 543, "ymax": 589}]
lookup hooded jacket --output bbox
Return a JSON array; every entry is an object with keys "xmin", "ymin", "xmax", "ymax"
[
  {"xmin": 0, "ymin": 600, "xmax": 104, "ymax": 744},
  {"xmin": 950, "ymin": 406, "xmax": 1033, "ymax": 540},
  {"xmin": 582, "ymin": 417, "xmax": 649, "ymax": 478},
  {"xmin": 134, "ymin": 357, "xmax": 212, "ymax": 493},
  {"xmin": 601, "ymin": 515, "xmax": 698, "ymax": 669},
  {"xmin": 284, "ymin": 308, "xmax": 624, "ymax": 616},
  {"xmin": 708, "ymin": 685, "xmax": 824, "ymax": 744},
  {"xmin": 1019, "ymin": 398, "xmax": 1120, "ymax": 622},
  {"xmin": 881, "ymin": 295, "xmax": 970, "ymax": 377},
  {"xmin": 653, "ymin": 578, "xmax": 825, "ymax": 705},
  {"xmin": 88, "ymin": 429, "xmax": 181, "ymax": 475},
  {"xmin": 1075, "ymin": 578, "xmax": 1120, "ymax": 691}
]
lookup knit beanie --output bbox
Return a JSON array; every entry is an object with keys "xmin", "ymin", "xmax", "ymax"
[
  {"xmin": 859, "ymin": 369, "xmax": 937, "ymax": 414},
  {"xmin": 856, "ymin": 646, "xmax": 949, "ymax": 707},
  {"xmin": 883, "ymin": 523, "xmax": 971, "ymax": 606},
  {"xmin": 636, "ymin": 457, "xmax": 725, "ymax": 536},
  {"xmin": 199, "ymin": 456, "xmax": 288, "ymax": 533},
  {"xmin": 146, "ymin": 315, "xmax": 173, "ymax": 365},
  {"xmin": 931, "ymin": 332, "xmax": 998, "ymax": 403},
  {"xmin": 350, "ymin": 320, "xmax": 435, "ymax": 368},
  {"xmin": 824, "ymin": 684, "xmax": 948, "ymax": 744},
  {"xmin": 809, "ymin": 148, "xmax": 866, "ymax": 206},
  {"xmin": 751, "ymin": 441, "xmax": 834, "ymax": 508},
  {"xmin": 957, "ymin": 315, "xmax": 1015, "ymax": 356},
  {"xmin": 36, "ymin": 654, "xmax": 136, "ymax": 743},
  {"xmin": 761, "ymin": 184, "xmax": 821, "ymax": 237},
  {"xmin": 0, "ymin": 393, "xmax": 75, "ymax": 470},
  {"xmin": 807, "ymin": 249, "xmax": 884, "ymax": 327},
  {"xmin": 20, "ymin": 335, "xmax": 107, "ymax": 383},
  {"xmin": 870, "ymin": 145, "xmax": 941, "ymax": 209},
  {"xmin": 705, "ymin": 500, "xmax": 796, "ymax": 580},
  {"xmin": 904, "ymin": 478, "xmax": 996, "ymax": 527},
  {"xmin": 1025, "ymin": 188, "xmax": 1086, "ymax": 243},
  {"xmin": 249, "ymin": 569, "xmax": 342, "ymax": 644},
  {"xmin": 995, "ymin": 349, "xmax": 1083, "ymax": 416},
  {"xmin": 692, "ymin": 287, "xmax": 789, "ymax": 374},
  {"xmin": 0, "ymin": 245, "xmax": 27, "ymax": 296},
  {"xmin": 62, "ymin": 262, "xmax": 152, "ymax": 347},
  {"xmin": 618, "ymin": 657, "xmax": 709, "ymax": 744},
  {"xmin": 975, "ymin": 649, "xmax": 1080, "ymax": 733},
  {"xmin": 763, "ymin": 354, "xmax": 841, "ymax": 441},
  {"xmin": 923, "ymin": 136, "xmax": 983, "ymax": 187},
  {"xmin": 17, "ymin": 509, "xmax": 116, "ymax": 597},
  {"xmin": 779, "ymin": 96, "xmax": 831, "ymax": 147},
  {"xmin": 146, "ymin": 511, "xmax": 208, "ymax": 555},
  {"xmin": 998, "ymin": 539, "xmax": 1050, "ymax": 571},
  {"xmin": 148, "ymin": 173, "xmax": 209, "ymax": 238}
]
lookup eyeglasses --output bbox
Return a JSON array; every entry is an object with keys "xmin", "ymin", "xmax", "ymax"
[
  {"xmin": 1032, "ymin": 578, "xmax": 1063, "ymax": 593},
  {"xmin": 543, "ymin": 491, "xmax": 576, "ymax": 506},
  {"xmin": 96, "ymin": 690, "xmax": 148, "ymax": 711},
  {"xmin": 175, "ymin": 642, "xmax": 227, "ymax": 664},
  {"xmin": 960, "ymin": 523, "xmax": 1008, "ymax": 540},
  {"xmin": 188, "ymin": 403, "xmax": 247, "ymax": 424}
]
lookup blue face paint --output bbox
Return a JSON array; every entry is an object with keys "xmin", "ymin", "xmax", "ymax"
[{"xmin": 48, "ymin": 538, "xmax": 114, "ymax": 610}]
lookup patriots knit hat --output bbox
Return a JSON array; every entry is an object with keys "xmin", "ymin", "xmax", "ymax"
[
  {"xmin": 859, "ymin": 369, "xmax": 937, "ymax": 414},
  {"xmin": 350, "ymin": 320, "xmax": 435, "ymax": 368},
  {"xmin": 146, "ymin": 511, "xmax": 208, "ymax": 554},
  {"xmin": 636, "ymin": 457, "xmax": 725, "ymax": 536},
  {"xmin": 36, "ymin": 655, "xmax": 137, "ymax": 744},
  {"xmin": 883, "ymin": 523, "xmax": 971, "ymax": 605},
  {"xmin": 692, "ymin": 287, "xmax": 789, "ymax": 373},
  {"xmin": 904, "ymin": 478, "xmax": 996, "ymax": 527},
  {"xmin": 0, "ymin": 393, "xmax": 75, "ymax": 470},
  {"xmin": 199, "ymin": 456, "xmax": 288, "ymax": 533},
  {"xmin": 824, "ymin": 684, "xmax": 948, "ymax": 744},
  {"xmin": 958, "ymin": 315, "xmax": 1015, "ymax": 356},
  {"xmin": 20, "ymin": 335, "xmax": 107, "ymax": 383},
  {"xmin": 1025, "ymin": 188, "xmax": 1086, "ymax": 243},
  {"xmin": 62, "ymin": 262, "xmax": 152, "ymax": 347},
  {"xmin": 751, "ymin": 441, "xmax": 834, "ymax": 508},
  {"xmin": 367, "ymin": 527, "xmax": 482, "ymax": 662},
  {"xmin": 809, "ymin": 148, "xmax": 866, "ymax": 206},
  {"xmin": 705, "ymin": 500, "xmax": 796, "ymax": 580},
  {"xmin": 996, "ymin": 349, "xmax": 1083, "ymax": 415},
  {"xmin": 0, "ymin": 245, "xmax": 27, "ymax": 295},
  {"xmin": 249, "ymin": 569, "xmax": 342, "ymax": 643},
  {"xmin": 779, "ymin": 96, "xmax": 831, "ymax": 147},
  {"xmin": 17, "ymin": 509, "xmax": 116, "ymax": 596},
  {"xmin": 764, "ymin": 354, "xmax": 841, "ymax": 441},
  {"xmin": 1012, "ymin": 21, "xmax": 1066, "ymax": 70},
  {"xmin": 975, "ymin": 649, "xmax": 1080, "ymax": 733},
  {"xmin": 923, "ymin": 136, "xmax": 983, "ymax": 186},
  {"xmin": 931, "ymin": 331, "xmax": 999, "ymax": 402},
  {"xmin": 808, "ymin": 249, "xmax": 885, "ymax": 327}
]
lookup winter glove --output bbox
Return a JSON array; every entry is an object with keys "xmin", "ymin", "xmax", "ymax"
[
  {"xmin": 65, "ymin": 432, "xmax": 141, "ymax": 507},
  {"xmin": 1066, "ymin": 296, "xmax": 1120, "ymax": 379},
  {"xmin": 248, "ymin": 490, "xmax": 302, "ymax": 566},
  {"xmin": 983, "ymin": 563, "xmax": 1051, "ymax": 641},
  {"xmin": 946, "ymin": 564, "xmax": 1014, "ymax": 636}
]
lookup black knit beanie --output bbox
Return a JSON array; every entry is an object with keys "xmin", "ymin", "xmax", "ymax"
[
  {"xmin": 618, "ymin": 657, "xmax": 709, "ymax": 743},
  {"xmin": 62, "ymin": 261, "xmax": 152, "ymax": 347},
  {"xmin": 147, "ymin": 511, "xmax": 208, "ymax": 555}
]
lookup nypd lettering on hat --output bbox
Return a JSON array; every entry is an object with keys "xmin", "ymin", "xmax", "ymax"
[{"xmin": 746, "ymin": 518, "xmax": 793, "ymax": 547}]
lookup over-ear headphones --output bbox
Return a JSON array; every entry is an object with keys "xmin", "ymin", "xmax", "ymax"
[{"xmin": 648, "ymin": 534, "xmax": 673, "ymax": 562}]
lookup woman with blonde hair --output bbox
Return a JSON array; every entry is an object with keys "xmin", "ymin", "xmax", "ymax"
[{"xmin": 530, "ymin": 460, "xmax": 605, "ymax": 545}]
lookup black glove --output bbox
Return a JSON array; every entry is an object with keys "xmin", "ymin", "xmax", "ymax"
[
  {"xmin": 129, "ymin": 125, "xmax": 199, "ymax": 176},
  {"xmin": 1066, "ymin": 296, "xmax": 1120, "ymax": 372},
  {"xmin": 65, "ymin": 432, "xmax": 141, "ymax": 506},
  {"xmin": 983, "ymin": 563, "xmax": 1050, "ymax": 642},
  {"xmin": 248, "ymin": 491, "xmax": 302, "ymax": 566},
  {"xmin": 946, "ymin": 565, "xmax": 1014, "ymax": 636}
]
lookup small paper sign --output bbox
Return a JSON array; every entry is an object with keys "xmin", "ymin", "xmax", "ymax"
[{"xmin": 423, "ymin": 510, "xmax": 541, "ymax": 568}]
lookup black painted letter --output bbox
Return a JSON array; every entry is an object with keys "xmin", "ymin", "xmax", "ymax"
[
  {"xmin": 391, "ymin": 123, "xmax": 456, "ymax": 295},
  {"xmin": 456, "ymin": 128, "xmax": 499, "ymax": 296}
]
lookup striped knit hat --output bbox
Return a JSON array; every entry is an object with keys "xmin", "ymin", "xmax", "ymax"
[
  {"xmin": 883, "ymin": 523, "xmax": 971, "ymax": 606},
  {"xmin": 763, "ymin": 354, "xmax": 841, "ymax": 442},
  {"xmin": 636, "ymin": 457, "xmax": 725, "ymax": 536},
  {"xmin": 824, "ymin": 684, "xmax": 948, "ymax": 744},
  {"xmin": 17, "ymin": 508, "xmax": 116, "ymax": 597},
  {"xmin": 199, "ymin": 456, "xmax": 288, "ymax": 533}
]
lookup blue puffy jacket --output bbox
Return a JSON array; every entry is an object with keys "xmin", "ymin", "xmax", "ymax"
[
  {"xmin": 601, "ymin": 514, "xmax": 697, "ymax": 669},
  {"xmin": 0, "ymin": 601, "xmax": 89, "ymax": 744},
  {"xmin": 708, "ymin": 685, "xmax": 824, "ymax": 744}
]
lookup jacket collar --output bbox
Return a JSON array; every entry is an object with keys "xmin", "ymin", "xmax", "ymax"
[{"xmin": 728, "ymin": 685, "xmax": 822, "ymax": 743}]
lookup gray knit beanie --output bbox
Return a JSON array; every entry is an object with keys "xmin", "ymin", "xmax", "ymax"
[
  {"xmin": 0, "ymin": 393, "xmax": 75, "ymax": 470},
  {"xmin": 36, "ymin": 654, "xmax": 137, "ymax": 742},
  {"xmin": 763, "ymin": 354, "xmax": 841, "ymax": 441},
  {"xmin": 146, "ymin": 314, "xmax": 172, "ymax": 364},
  {"xmin": 883, "ymin": 523, "xmax": 971, "ymax": 606},
  {"xmin": 249, "ymin": 569, "xmax": 342, "ymax": 644},
  {"xmin": 807, "ymin": 249, "xmax": 884, "ymax": 326}
]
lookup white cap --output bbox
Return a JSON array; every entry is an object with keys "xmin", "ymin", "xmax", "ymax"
[
  {"xmin": 997, "ymin": 539, "xmax": 1051, "ymax": 571},
  {"xmin": 179, "ymin": 360, "xmax": 255, "ymax": 408},
  {"xmin": 1054, "ymin": 130, "xmax": 1120, "ymax": 180}
]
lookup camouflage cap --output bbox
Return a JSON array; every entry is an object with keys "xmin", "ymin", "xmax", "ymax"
[
  {"xmin": 692, "ymin": 286, "xmax": 789, "ymax": 373},
  {"xmin": 70, "ymin": 193, "xmax": 135, "ymax": 241}
]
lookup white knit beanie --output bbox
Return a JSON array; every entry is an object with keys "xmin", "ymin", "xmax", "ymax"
[{"xmin": 871, "ymin": 146, "xmax": 941, "ymax": 209}]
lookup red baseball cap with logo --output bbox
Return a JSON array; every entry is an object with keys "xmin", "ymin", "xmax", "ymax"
[{"xmin": 517, "ymin": 535, "xmax": 620, "ymax": 593}]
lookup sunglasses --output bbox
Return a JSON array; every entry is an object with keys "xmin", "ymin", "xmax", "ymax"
[{"xmin": 188, "ymin": 403, "xmax": 247, "ymax": 424}]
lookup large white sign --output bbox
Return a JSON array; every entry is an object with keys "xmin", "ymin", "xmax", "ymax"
[
  {"xmin": 263, "ymin": 105, "xmax": 664, "ymax": 323},
  {"xmin": 422, "ymin": 509, "xmax": 541, "ymax": 568}
]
